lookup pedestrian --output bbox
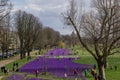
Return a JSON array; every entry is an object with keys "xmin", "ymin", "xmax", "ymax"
[
  {"xmin": 13, "ymin": 63, "xmax": 15, "ymax": 67},
  {"xmin": 35, "ymin": 69, "xmax": 39, "ymax": 77},
  {"xmin": 16, "ymin": 68, "xmax": 19, "ymax": 72},
  {"xmin": 84, "ymin": 69, "xmax": 88, "ymax": 77},
  {"xmin": 24, "ymin": 73, "xmax": 28, "ymax": 80},
  {"xmin": 91, "ymin": 68, "xmax": 97, "ymax": 78},
  {"xmin": 64, "ymin": 73, "xmax": 67, "ymax": 79},
  {"xmin": 95, "ymin": 74, "xmax": 98, "ymax": 80},
  {"xmin": 4, "ymin": 67, "xmax": 7, "ymax": 75},
  {"xmin": 73, "ymin": 68, "xmax": 77, "ymax": 76},
  {"xmin": 91, "ymin": 68, "xmax": 94, "ymax": 76},
  {"xmin": 1, "ymin": 66, "xmax": 5, "ymax": 72},
  {"xmin": 75, "ymin": 77, "xmax": 78, "ymax": 80},
  {"xmin": 16, "ymin": 62, "xmax": 18, "ymax": 68},
  {"xmin": 6, "ymin": 69, "xmax": 9, "ymax": 75}
]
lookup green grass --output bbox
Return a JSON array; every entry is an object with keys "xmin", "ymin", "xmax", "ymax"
[
  {"xmin": 0, "ymin": 57, "xmax": 35, "ymax": 75},
  {"xmin": 73, "ymin": 53, "xmax": 120, "ymax": 80},
  {"xmin": 71, "ymin": 45, "xmax": 120, "ymax": 80},
  {"xmin": 2, "ymin": 72, "xmax": 83, "ymax": 80},
  {"xmin": 1, "ymin": 46, "xmax": 120, "ymax": 80}
]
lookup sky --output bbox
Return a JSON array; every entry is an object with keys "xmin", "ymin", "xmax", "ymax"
[{"xmin": 10, "ymin": 0, "xmax": 91, "ymax": 35}]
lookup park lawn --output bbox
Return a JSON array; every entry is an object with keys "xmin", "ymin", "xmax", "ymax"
[
  {"xmin": 0, "ymin": 57, "xmax": 35, "ymax": 75},
  {"xmin": 2, "ymin": 72, "xmax": 83, "ymax": 80},
  {"xmin": 74, "ymin": 55, "xmax": 120, "ymax": 80},
  {"xmin": 4, "ymin": 50, "xmax": 40, "ymax": 69},
  {"xmin": 0, "ymin": 50, "xmax": 39, "ymax": 76},
  {"xmin": 73, "ymin": 45, "xmax": 120, "ymax": 80},
  {"xmin": 1, "ymin": 47, "xmax": 120, "ymax": 80}
]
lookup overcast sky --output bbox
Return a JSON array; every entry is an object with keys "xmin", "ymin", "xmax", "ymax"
[{"xmin": 11, "ymin": 0, "xmax": 91, "ymax": 35}]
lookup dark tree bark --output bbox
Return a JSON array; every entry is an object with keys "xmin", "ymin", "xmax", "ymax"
[
  {"xmin": 14, "ymin": 10, "xmax": 42, "ymax": 59},
  {"xmin": 62, "ymin": 0, "xmax": 120, "ymax": 80}
]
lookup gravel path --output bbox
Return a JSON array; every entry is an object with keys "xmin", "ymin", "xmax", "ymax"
[
  {"xmin": 0, "ymin": 55, "xmax": 19, "ymax": 80},
  {"xmin": 0, "ymin": 76, "xmax": 3, "ymax": 79},
  {"xmin": 0, "ymin": 55, "xmax": 19, "ymax": 67}
]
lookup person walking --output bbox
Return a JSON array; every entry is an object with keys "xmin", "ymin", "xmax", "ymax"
[
  {"xmin": 64, "ymin": 73, "xmax": 67, "ymax": 79},
  {"xmin": 73, "ymin": 68, "xmax": 77, "ymax": 76},
  {"xmin": 35, "ymin": 69, "xmax": 39, "ymax": 77}
]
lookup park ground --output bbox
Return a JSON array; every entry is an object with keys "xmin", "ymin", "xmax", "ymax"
[{"xmin": 0, "ymin": 46, "xmax": 120, "ymax": 80}]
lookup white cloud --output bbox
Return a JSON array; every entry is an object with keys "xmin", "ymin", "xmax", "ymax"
[
  {"xmin": 25, "ymin": 4, "xmax": 44, "ymax": 12},
  {"xmin": 11, "ymin": 0, "xmax": 91, "ymax": 35},
  {"xmin": 24, "ymin": 0, "xmax": 69, "ymax": 13}
]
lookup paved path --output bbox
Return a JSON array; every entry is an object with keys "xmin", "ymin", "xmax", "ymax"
[
  {"xmin": 0, "ymin": 55, "xmax": 19, "ymax": 67},
  {"xmin": 0, "ymin": 76, "xmax": 3, "ymax": 79},
  {"xmin": 0, "ymin": 55, "xmax": 19, "ymax": 80}
]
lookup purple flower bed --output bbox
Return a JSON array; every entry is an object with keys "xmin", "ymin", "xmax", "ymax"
[
  {"xmin": 29, "ymin": 78, "xmax": 49, "ymax": 80},
  {"xmin": 29, "ymin": 78, "xmax": 40, "ymax": 80},
  {"xmin": 20, "ymin": 57, "xmax": 92, "ymax": 80},
  {"xmin": 19, "ymin": 48, "xmax": 93, "ymax": 80},
  {"xmin": 45, "ymin": 48, "xmax": 72, "ymax": 56}
]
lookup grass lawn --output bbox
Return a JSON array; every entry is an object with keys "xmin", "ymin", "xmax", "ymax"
[
  {"xmin": 1, "ymin": 47, "xmax": 120, "ymax": 80},
  {"xmin": 0, "ymin": 57, "xmax": 36, "ymax": 76},
  {"xmin": 73, "ymin": 45, "xmax": 120, "ymax": 80},
  {"xmin": 0, "ymin": 50, "xmax": 38, "ymax": 76}
]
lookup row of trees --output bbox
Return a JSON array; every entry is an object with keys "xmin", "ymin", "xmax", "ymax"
[
  {"xmin": 0, "ymin": 0, "xmax": 79, "ymax": 59},
  {"xmin": 63, "ymin": 0, "xmax": 120, "ymax": 80},
  {"xmin": 0, "ymin": 0, "xmax": 12, "ymax": 58},
  {"xmin": 14, "ymin": 10, "xmax": 43, "ymax": 59},
  {"xmin": 14, "ymin": 10, "xmax": 80, "ymax": 59}
]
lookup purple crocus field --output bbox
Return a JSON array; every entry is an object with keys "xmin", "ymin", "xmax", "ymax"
[
  {"xmin": 45, "ymin": 48, "xmax": 72, "ymax": 56},
  {"xmin": 20, "ymin": 57, "xmax": 92, "ymax": 80},
  {"xmin": 7, "ymin": 48, "xmax": 92, "ymax": 80}
]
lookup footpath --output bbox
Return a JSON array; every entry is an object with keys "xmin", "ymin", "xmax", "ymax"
[{"xmin": 0, "ymin": 55, "xmax": 19, "ymax": 79}]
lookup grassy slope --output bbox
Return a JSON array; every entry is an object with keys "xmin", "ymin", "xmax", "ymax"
[{"xmin": 73, "ymin": 45, "xmax": 120, "ymax": 80}]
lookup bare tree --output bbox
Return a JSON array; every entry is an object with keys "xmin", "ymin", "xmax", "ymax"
[
  {"xmin": 34, "ymin": 27, "xmax": 43, "ymax": 51},
  {"xmin": 0, "ymin": 14, "xmax": 12, "ymax": 59},
  {"xmin": 0, "ymin": 0, "xmax": 12, "ymax": 58},
  {"xmin": 14, "ymin": 10, "xmax": 42, "ymax": 59},
  {"xmin": 63, "ymin": 0, "xmax": 120, "ymax": 80},
  {"xmin": 24, "ymin": 15, "xmax": 42, "ymax": 57},
  {"xmin": 0, "ymin": 0, "xmax": 12, "ymax": 21}
]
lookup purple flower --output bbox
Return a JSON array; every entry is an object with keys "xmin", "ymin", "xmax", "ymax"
[{"xmin": 20, "ymin": 57, "xmax": 92, "ymax": 80}]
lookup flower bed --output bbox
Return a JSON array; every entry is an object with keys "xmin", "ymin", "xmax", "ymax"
[
  {"xmin": 45, "ymin": 48, "xmax": 72, "ymax": 56},
  {"xmin": 20, "ymin": 57, "xmax": 92, "ymax": 80}
]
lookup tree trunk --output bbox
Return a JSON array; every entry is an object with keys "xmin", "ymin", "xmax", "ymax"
[
  {"xmin": 27, "ymin": 50, "xmax": 30, "ymax": 57},
  {"xmin": 2, "ymin": 51, "xmax": 4, "ymax": 59},
  {"xmin": 20, "ymin": 50, "xmax": 23, "ymax": 59},
  {"xmin": 6, "ymin": 51, "xmax": 8, "ymax": 58},
  {"xmin": 98, "ymin": 63, "xmax": 106, "ymax": 80},
  {"xmin": 20, "ymin": 53, "xmax": 22, "ymax": 59},
  {"xmin": 20, "ymin": 48, "xmax": 24, "ymax": 59},
  {"xmin": 23, "ymin": 52, "xmax": 26, "ymax": 58},
  {"xmin": 104, "ymin": 58, "xmax": 108, "ymax": 68}
]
